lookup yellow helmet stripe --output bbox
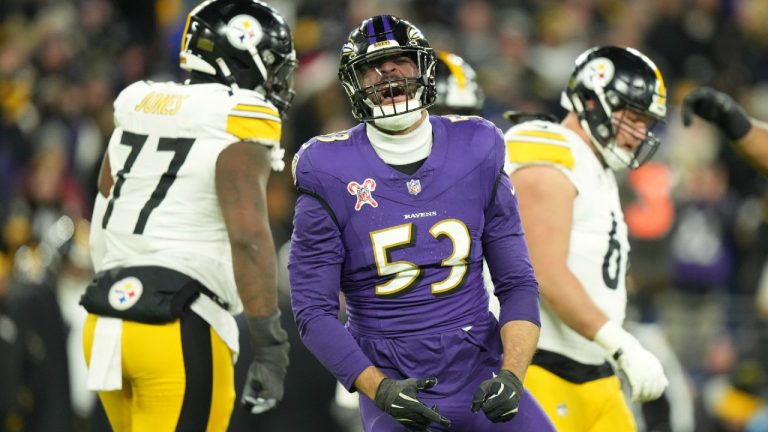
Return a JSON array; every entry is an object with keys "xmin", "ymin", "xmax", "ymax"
[
  {"xmin": 179, "ymin": 0, "xmax": 213, "ymax": 55},
  {"xmin": 653, "ymin": 66, "xmax": 666, "ymax": 105},
  {"xmin": 436, "ymin": 51, "xmax": 466, "ymax": 90}
]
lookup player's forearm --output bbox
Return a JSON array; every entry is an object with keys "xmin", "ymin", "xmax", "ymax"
[
  {"xmin": 294, "ymin": 311, "xmax": 374, "ymax": 392},
  {"xmin": 231, "ymin": 231, "xmax": 279, "ymax": 317},
  {"xmin": 734, "ymin": 120, "xmax": 768, "ymax": 174},
  {"xmin": 538, "ymin": 269, "xmax": 609, "ymax": 340},
  {"xmin": 499, "ymin": 320, "xmax": 539, "ymax": 380}
]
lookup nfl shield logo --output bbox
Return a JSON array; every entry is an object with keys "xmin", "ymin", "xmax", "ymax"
[{"xmin": 406, "ymin": 179, "xmax": 421, "ymax": 196}]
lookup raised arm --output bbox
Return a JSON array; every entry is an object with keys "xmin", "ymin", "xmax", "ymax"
[{"xmin": 682, "ymin": 86, "xmax": 768, "ymax": 175}]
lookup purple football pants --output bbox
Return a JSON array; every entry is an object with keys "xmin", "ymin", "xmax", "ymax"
[
  {"xmin": 350, "ymin": 312, "xmax": 555, "ymax": 431},
  {"xmin": 360, "ymin": 386, "xmax": 553, "ymax": 431}
]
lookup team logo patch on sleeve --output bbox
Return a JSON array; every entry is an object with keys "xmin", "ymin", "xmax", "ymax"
[
  {"xmin": 347, "ymin": 178, "xmax": 378, "ymax": 211},
  {"xmin": 108, "ymin": 277, "xmax": 143, "ymax": 310}
]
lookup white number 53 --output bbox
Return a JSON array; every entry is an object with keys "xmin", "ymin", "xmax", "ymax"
[{"xmin": 369, "ymin": 219, "xmax": 471, "ymax": 296}]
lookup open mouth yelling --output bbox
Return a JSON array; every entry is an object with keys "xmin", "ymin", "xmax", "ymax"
[{"xmin": 375, "ymin": 83, "xmax": 408, "ymax": 105}]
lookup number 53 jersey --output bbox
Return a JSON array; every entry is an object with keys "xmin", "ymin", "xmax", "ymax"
[
  {"xmin": 290, "ymin": 115, "xmax": 539, "ymax": 341},
  {"xmin": 505, "ymin": 120, "xmax": 630, "ymax": 366},
  {"xmin": 96, "ymin": 80, "xmax": 283, "ymax": 313}
]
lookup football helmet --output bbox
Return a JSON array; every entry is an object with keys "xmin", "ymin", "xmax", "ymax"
[
  {"xmin": 433, "ymin": 51, "xmax": 484, "ymax": 115},
  {"xmin": 179, "ymin": 0, "xmax": 297, "ymax": 114},
  {"xmin": 502, "ymin": 111, "xmax": 559, "ymax": 126},
  {"xmin": 338, "ymin": 15, "xmax": 436, "ymax": 121},
  {"xmin": 561, "ymin": 46, "xmax": 667, "ymax": 170}
]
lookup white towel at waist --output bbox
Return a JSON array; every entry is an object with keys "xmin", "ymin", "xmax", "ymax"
[
  {"xmin": 86, "ymin": 295, "xmax": 239, "ymax": 391},
  {"xmin": 86, "ymin": 317, "xmax": 123, "ymax": 391}
]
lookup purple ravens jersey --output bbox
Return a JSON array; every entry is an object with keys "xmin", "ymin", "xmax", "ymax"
[
  {"xmin": 298, "ymin": 117, "xmax": 499, "ymax": 335},
  {"xmin": 289, "ymin": 115, "xmax": 540, "ymax": 393}
]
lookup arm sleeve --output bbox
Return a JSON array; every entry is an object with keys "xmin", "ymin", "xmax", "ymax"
[
  {"xmin": 483, "ymin": 132, "xmax": 541, "ymax": 327},
  {"xmin": 288, "ymin": 192, "xmax": 373, "ymax": 391}
]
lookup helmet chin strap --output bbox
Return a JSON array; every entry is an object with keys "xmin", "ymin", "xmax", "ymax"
[
  {"xmin": 372, "ymin": 102, "xmax": 424, "ymax": 132},
  {"xmin": 563, "ymin": 90, "xmax": 634, "ymax": 171},
  {"xmin": 215, "ymin": 58, "xmax": 239, "ymax": 89},
  {"xmin": 368, "ymin": 87, "xmax": 425, "ymax": 132},
  {"xmin": 247, "ymin": 45, "xmax": 269, "ymax": 86}
]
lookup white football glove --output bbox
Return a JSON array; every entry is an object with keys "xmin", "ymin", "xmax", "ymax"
[{"xmin": 594, "ymin": 321, "xmax": 668, "ymax": 402}]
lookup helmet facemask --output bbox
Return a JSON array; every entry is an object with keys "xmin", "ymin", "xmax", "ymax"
[
  {"xmin": 339, "ymin": 15, "xmax": 437, "ymax": 126},
  {"xmin": 341, "ymin": 47, "xmax": 435, "ymax": 125},
  {"xmin": 263, "ymin": 52, "xmax": 297, "ymax": 114}
]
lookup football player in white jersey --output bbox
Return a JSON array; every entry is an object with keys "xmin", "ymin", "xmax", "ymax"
[
  {"xmin": 81, "ymin": 1, "xmax": 296, "ymax": 430},
  {"xmin": 504, "ymin": 46, "xmax": 669, "ymax": 431}
]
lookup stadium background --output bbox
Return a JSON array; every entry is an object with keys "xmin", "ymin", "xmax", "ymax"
[{"xmin": 1, "ymin": 0, "xmax": 768, "ymax": 430}]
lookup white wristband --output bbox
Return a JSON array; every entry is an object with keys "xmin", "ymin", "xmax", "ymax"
[{"xmin": 593, "ymin": 320, "xmax": 629, "ymax": 357}]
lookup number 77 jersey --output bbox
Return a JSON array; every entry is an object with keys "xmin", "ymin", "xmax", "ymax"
[{"xmin": 97, "ymin": 80, "xmax": 283, "ymax": 313}]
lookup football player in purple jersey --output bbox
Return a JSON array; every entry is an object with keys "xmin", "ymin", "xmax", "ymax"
[{"xmin": 288, "ymin": 15, "xmax": 555, "ymax": 432}]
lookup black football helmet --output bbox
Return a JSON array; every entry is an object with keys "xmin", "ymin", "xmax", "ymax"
[
  {"xmin": 502, "ymin": 111, "xmax": 559, "ymax": 125},
  {"xmin": 338, "ymin": 15, "xmax": 437, "ymax": 121},
  {"xmin": 179, "ymin": 0, "xmax": 297, "ymax": 114},
  {"xmin": 561, "ymin": 46, "xmax": 667, "ymax": 169},
  {"xmin": 433, "ymin": 51, "xmax": 484, "ymax": 115}
]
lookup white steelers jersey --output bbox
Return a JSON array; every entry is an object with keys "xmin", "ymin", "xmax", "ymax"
[
  {"xmin": 504, "ymin": 120, "xmax": 629, "ymax": 365},
  {"xmin": 96, "ymin": 80, "xmax": 283, "ymax": 314}
]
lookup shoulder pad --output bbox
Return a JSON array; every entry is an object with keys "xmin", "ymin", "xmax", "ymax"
[
  {"xmin": 113, "ymin": 81, "xmax": 150, "ymax": 112},
  {"xmin": 291, "ymin": 128, "xmax": 356, "ymax": 188},
  {"xmin": 504, "ymin": 121, "xmax": 574, "ymax": 170},
  {"xmin": 226, "ymin": 92, "xmax": 282, "ymax": 144}
]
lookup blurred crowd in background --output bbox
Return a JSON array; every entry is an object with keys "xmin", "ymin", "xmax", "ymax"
[{"xmin": 2, "ymin": 0, "xmax": 768, "ymax": 431}]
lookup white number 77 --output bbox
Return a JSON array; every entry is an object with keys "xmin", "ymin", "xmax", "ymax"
[{"xmin": 369, "ymin": 219, "xmax": 471, "ymax": 296}]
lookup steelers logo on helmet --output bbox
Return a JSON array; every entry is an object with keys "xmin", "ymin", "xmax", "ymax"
[
  {"xmin": 108, "ymin": 277, "xmax": 144, "ymax": 311},
  {"xmin": 226, "ymin": 14, "xmax": 263, "ymax": 51},
  {"xmin": 581, "ymin": 58, "xmax": 615, "ymax": 90}
]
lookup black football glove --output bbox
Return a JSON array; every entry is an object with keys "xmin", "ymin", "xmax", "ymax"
[
  {"xmin": 241, "ymin": 311, "xmax": 290, "ymax": 414},
  {"xmin": 374, "ymin": 377, "xmax": 451, "ymax": 431},
  {"xmin": 471, "ymin": 370, "xmax": 523, "ymax": 423},
  {"xmin": 682, "ymin": 87, "xmax": 752, "ymax": 141}
]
